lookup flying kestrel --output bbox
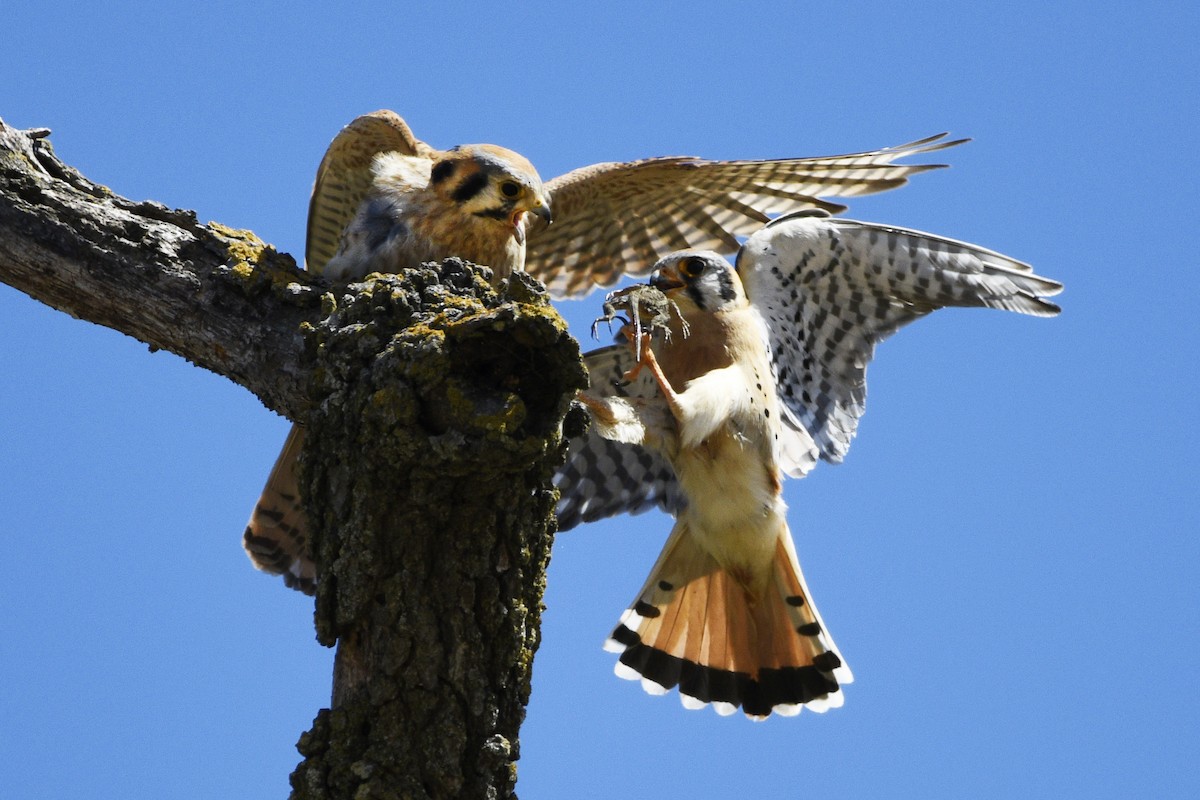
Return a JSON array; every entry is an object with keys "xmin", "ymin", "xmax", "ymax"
[{"xmin": 558, "ymin": 211, "xmax": 1062, "ymax": 717}]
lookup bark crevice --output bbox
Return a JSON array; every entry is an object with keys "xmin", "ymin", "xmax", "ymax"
[{"xmin": 0, "ymin": 116, "xmax": 587, "ymax": 800}]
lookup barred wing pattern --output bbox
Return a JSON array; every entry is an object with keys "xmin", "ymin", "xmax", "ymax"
[
  {"xmin": 737, "ymin": 211, "xmax": 1064, "ymax": 464},
  {"xmin": 526, "ymin": 133, "xmax": 966, "ymax": 299},
  {"xmin": 554, "ymin": 346, "xmax": 685, "ymax": 531},
  {"xmin": 305, "ymin": 110, "xmax": 436, "ymax": 273}
]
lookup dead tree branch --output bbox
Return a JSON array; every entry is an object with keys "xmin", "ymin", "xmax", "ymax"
[{"xmin": 0, "ymin": 115, "xmax": 587, "ymax": 799}]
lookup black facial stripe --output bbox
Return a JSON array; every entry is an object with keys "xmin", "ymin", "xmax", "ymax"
[
  {"xmin": 430, "ymin": 160, "xmax": 456, "ymax": 184},
  {"xmin": 716, "ymin": 267, "xmax": 737, "ymax": 303},
  {"xmin": 683, "ymin": 261, "xmax": 736, "ymax": 310},
  {"xmin": 473, "ymin": 206, "xmax": 511, "ymax": 221},
  {"xmin": 451, "ymin": 171, "xmax": 489, "ymax": 204}
]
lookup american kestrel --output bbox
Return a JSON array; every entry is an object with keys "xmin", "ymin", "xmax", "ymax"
[
  {"xmin": 243, "ymin": 109, "xmax": 969, "ymax": 593},
  {"xmin": 242, "ymin": 112, "xmax": 551, "ymax": 592},
  {"xmin": 557, "ymin": 210, "xmax": 1062, "ymax": 718}
]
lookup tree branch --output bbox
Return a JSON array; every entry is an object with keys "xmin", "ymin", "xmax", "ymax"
[
  {"xmin": 0, "ymin": 116, "xmax": 319, "ymax": 420},
  {"xmin": 0, "ymin": 115, "xmax": 588, "ymax": 799}
]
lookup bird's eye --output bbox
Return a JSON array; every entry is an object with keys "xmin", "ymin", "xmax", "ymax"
[
  {"xmin": 679, "ymin": 257, "xmax": 706, "ymax": 279},
  {"xmin": 500, "ymin": 181, "xmax": 521, "ymax": 198}
]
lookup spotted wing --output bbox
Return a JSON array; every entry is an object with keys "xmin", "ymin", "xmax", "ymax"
[
  {"xmin": 738, "ymin": 211, "xmax": 1063, "ymax": 464},
  {"xmin": 554, "ymin": 345, "xmax": 685, "ymax": 531},
  {"xmin": 305, "ymin": 110, "xmax": 437, "ymax": 273},
  {"xmin": 526, "ymin": 133, "xmax": 966, "ymax": 299}
]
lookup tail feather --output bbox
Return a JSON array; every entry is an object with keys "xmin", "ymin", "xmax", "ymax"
[
  {"xmin": 606, "ymin": 521, "xmax": 849, "ymax": 719},
  {"xmin": 242, "ymin": 426, "xmax": 316, "ymax": 594}
]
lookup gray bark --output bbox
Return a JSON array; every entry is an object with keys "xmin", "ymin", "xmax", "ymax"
[{"xmin": 0, "ymin": 116, "xmax": 587, "ymax": 799}]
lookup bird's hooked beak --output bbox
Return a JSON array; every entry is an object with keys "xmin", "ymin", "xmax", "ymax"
[
  {"xmin": 529, "ymin": 193, "xmax": 552, "ymax": 225},
  {"xmin": 649, "ymin": 265, "xmax": 684, "ymax": 293}
]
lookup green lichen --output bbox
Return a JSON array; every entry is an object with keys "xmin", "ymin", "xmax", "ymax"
[
  {"xmin": 210, "ymin": 221, "xmax": 269, "ymax": 267},
  {"xmin": 209, "ymin": 221, "xmax": 304, "ymax": 293},
  {"xmin": 367, "ymin": 387, "xmax": 416, "ymax": 426},
  {"xmin": 445, "ymin": 382, "xmax": 525, "ymax": 435},
  {"xmin": 397, "ymin": 321, "xmax": 446, "ymax": 345}
]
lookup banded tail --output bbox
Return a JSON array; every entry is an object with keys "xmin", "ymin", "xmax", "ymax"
[
  {"xmin": 605, "ymin": 520, "xmax": 851, "ymax": 719},
  {"xmin": 242, "ymin": 426, "xmax": 316, "ymax": 594}
]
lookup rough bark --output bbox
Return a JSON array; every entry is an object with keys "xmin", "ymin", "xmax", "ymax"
[
  {"xmin": 0, "ymin": 118, "xmax": 319, "ymax": 420},
  {"xmin": 293, "ymin": 264, "xmax": 587, "ymax": 799},
  {"xmin": 0, "ymin": 116, "xmax": 588, "ymax": 799}
]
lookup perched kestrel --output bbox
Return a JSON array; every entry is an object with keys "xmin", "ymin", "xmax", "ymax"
[
  {"xmin": 243, "ymin": 109, "xmax": 968, "ymax": 593},
  {"xmin": 558, "ymin": 210, "xmax": 1062, "ymax": 718},
  {"xmin": 242, "ymin": 112, "xmax": 551, "ymax": 592}
]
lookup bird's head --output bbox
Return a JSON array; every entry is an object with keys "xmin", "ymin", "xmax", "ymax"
[
  {"xmin": 649, "ymin": 250, "xmax": 746, "ymax": 313},
  {"xmin": 430, "ymin": 145, "xmax": 551, "ymax": 242}
]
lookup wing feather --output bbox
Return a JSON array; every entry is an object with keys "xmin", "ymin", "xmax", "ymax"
[
  {"xmin": 528, "ymin": 134, "xmax": 967, "ymax": 298},
  {"xmin": 738, "ymin": 212, "xmax": 1062, "ymax": 463},
  {"xmin": 305, "ymin": 110, "xmax": 436, "ymax": 273},
  {"xmin": 554, "ymin": 346, "xmax": 685, "ymax": 530}
]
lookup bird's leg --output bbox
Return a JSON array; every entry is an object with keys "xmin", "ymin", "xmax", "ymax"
[
  {"xmin": 614, "ymin": 321, "xmax": 684, "ymax": 417},
  {"xmin": 631, "ymin": 335, "xmax": 686, "ymax": 422},
  {"xmin": 575, "ymin": 390, "xmax": 616, "ymax": 425},
  {"xmin": 612, "ymin": 321, "xmax": 685, "ymax": 421}
]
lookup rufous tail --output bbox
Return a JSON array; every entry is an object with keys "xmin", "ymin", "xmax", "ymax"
[
  {"xmin": 605, "ymin": 520, "xmax": 852, "ymax": 718},
  {"xmin": 242, "ymin": 425, "xmax": 315, "ymax": 594}
]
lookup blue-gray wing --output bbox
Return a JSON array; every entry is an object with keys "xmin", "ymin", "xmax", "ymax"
[{"xmin": 553, "ymin": 346, "xmax": 684, "ymax": 531}]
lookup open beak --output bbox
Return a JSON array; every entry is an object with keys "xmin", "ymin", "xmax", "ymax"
[
  {"xmin": 512, "ymin": 193, "xmax": 551, "ymax": 244},
  {"xmin": 650, "ymin": 266, "xmax": 684, "ymax": 292}
]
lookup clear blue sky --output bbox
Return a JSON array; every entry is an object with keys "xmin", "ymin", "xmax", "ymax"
[{"xmin": 3, "ymin": 2, "xmax": 1197, "ymax": 798}]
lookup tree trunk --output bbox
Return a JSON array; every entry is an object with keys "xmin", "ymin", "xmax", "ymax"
[
  {"xmin": 0, "ymin": 116, "xmax": 587, "ymax": 799},
  {"xmin": 294, "ymin": 265, "xmax": 586, "ymax": 799}
]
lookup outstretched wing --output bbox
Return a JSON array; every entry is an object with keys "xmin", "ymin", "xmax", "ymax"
[
  {"xmin": 737, "ymin": 211, "xmax": 1063, "ymax": 464},
  {"xmin": 526, "ymin": 133, "xmax": 966, "ymax": 299},
  {"xmin": 554, "ymin": 346, "xmax": 685, "ymax": 531},
  {"xmin": 305, "ymin": 110, "xmax": 437, "ymax": 273}
]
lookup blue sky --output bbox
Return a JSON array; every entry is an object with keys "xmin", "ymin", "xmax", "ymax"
[{"xmin": 3, "ymin": 2, "xmax": 1197, "ymax": 798}]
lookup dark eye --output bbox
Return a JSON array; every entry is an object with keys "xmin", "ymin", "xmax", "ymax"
[
  {"xmin": 679, "ymin": 256, "xmax": 706, "ymax": 279},
  {"xmin": 500, "ymin": 181, "xmax": 521, "ymax": 198}
]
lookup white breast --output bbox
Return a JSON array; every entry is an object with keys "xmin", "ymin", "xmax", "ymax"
[{"xmin": 671, "ymin": 359, "xmax": 786, "ymax": 580}]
